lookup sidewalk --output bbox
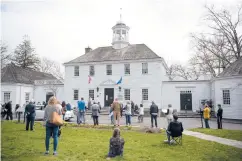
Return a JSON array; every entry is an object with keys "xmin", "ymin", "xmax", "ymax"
[{"xmin": 183, "ymin": 130, "xmax": 242, "ymax": 149}]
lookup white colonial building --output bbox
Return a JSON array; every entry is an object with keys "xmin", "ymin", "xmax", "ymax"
[
  {"xmin": 64, "ymin": 19, "xmax": 169, "ymax": 108},
  {"xmin": 1, "ymin": 63, "xmax": 64, "ymax": 107},
  {"xmin": 161, "ymin": 58, "xmax": 242, "ymax": 120}
]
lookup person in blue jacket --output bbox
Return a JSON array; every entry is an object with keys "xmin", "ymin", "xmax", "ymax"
[{"xmin": 77, "ymin": 98, "xmax": 86, "ymax": 124}]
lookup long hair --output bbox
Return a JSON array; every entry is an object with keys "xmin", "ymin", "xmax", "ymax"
[
  {"xmin": 48, "ymin": 96, "xmax": 57, "ymax": 106},
  {"xmin": 112, "ymin": 128, "xmax": 120, "ymax": 138}
]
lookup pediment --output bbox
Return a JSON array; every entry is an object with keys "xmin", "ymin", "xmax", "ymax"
[{"xmin": 100, "ymin": 79, "xmax": 116, "ymax": 86}]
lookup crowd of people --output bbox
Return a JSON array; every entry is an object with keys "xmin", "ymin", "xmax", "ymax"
[{"xmin": 1, "ymin": 96, "xmax": 224, "ymax": 158}]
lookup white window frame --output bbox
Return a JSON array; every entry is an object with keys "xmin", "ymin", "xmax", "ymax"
[
  {"xmin": 222, "ymin": 90, "xmax": 230, "ymax": 105},
  {"xmin": 142, "ymin": 89, "xmax": 148, "ymax": 101},
  {"xmin": 89, "ymin": 89, "xmax": 95, "ymax": 100},
  {"xmin": 124, "ymin": 64, "xmax": 130, "ymax": 75},
  {"xmin": 4, "ymin": 92, "xmax": 10, "ymax": 103},
  {"xmin": 124, "ymin": 89, "xmax": 130, "ymax": 100},
  {"xmin": 74, "ymin": 66, "xmax": 79, "ymax": 76},
  {"xmin": 25, "ymin": 92, "xmax": 30, "ymax": 102},
  {"xmin": 89, "ymin": 65, "xmax": 95, "ymax": 76},
  {"xmin": 142, "ymin": 63, "xmax": 148, "ymax": 74},
  {"xmin": 106, "ymin": 65, "xmax": 112, "ymax": 75},
  {"xmin": 73, "ymin": 89, "xmax": 79, "ymax": 100}
]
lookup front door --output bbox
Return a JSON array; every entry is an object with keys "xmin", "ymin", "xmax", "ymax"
[
  {"xmin": 46, "ymin": 93, "xmax": 54, "ymax": 103},
  {"xmin": 180, "ymin": 93, "xmax": 192, "ymax": 110},
  {"xmin": 104, "ymin": 88, "xmax": 114, "ymax": 107}
]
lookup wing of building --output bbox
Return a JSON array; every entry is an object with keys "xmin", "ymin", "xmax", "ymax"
[
  {"xmin": 64, "ymin": 18, "xmax": 169, "ymax": 109},
  {"xmin": 161, "ymin": 58, "xmax": 242, "ymax": 120},
  {"xmin": 1, "ymin": 63, "xmax": 64, "ymax": 106}
]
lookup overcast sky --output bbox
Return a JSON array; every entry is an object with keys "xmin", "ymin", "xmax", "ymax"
[{"xmin": 1, "ymin": 0, "xmax": 241, "ymax": 67}]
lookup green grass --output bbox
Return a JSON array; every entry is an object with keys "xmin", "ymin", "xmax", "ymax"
[
  {"xmin": 190, "ymin": 128, "xmax": 242, "ymax": 141},
  {"xmin": 2, "ymin": 122, "xmax": 242, "ymax": 161}
]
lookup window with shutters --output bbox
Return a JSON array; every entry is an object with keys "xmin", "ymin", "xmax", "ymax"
[
  {"xmin": 73, "ymin": 90, "xmax": 79, "ymax": 100},
  {"xmin": 142, "ymin": 89, "xmax": 148, "ymax": 100},
  {"xmin": 106, "ymin": 65, "xmax": 112, "ymax": 75},
  {"xmin": 89, "ymin": 90, "xmax": 94, "ymax": 100},
  {"xmin": 74, "ymin": 66, "xmax": 79, "ymax": 76},
  {"xmin": 124, "ymin": 89, "xmax": 130, "ymax": 100},
  {"xmin": 124, "ymin": 64, "xmax": 130, "ymax": 75},
  {"xmin": 142, "ymin": 63, "xmax": 148, "ymax": 74},
  {"xmin": 4, "ymin": 92, "xmax": 10, "ymax": 103},
  {"xmin": 222, "ymin": 90, "xmax": 230, "ymax": 105},
  {"xmin": 89, "ymin": 65, "xmax": 95, "ymax": 76}
]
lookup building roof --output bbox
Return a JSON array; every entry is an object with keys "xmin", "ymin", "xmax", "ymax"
[
  {"xmin": 64, "ymin": 44, "xmax": 162, "ymax": 64},
  {"xmin": 1, "ymin": 63, "xmax": 56, "ymax": 84},
  {"xmin": 218, "ymin": 57, "xmax": 242, "ymax": 77}
]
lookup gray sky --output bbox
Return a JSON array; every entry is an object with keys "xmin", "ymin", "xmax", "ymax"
[{"xmin": 1, "ymin": 0, "xmax": 240, "ymax": 66}]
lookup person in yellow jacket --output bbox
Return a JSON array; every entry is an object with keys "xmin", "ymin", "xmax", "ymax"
[{"xmin": 203, "ymin": 105, "xmax": 211, "ymax": 128}]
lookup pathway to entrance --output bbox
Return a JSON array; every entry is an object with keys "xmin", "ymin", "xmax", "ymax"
[{"xmin": 183, "ymin": 130, "xmax": 242, "ymax": 149}]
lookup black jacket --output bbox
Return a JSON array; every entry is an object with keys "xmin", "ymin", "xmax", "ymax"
[
  {"xmin": 217, "ymin": 108, "xmax": 223, "ymax": 118},
  {"xmin": 25, "ymin": 103, "xmax": 36, "ymax": 117},
  {"xmin": 5, "ymin": 102, "xmax": 12, "ymax": 113},
  {"xmin": 150, "ymin": 104, "xmax": 158, "ymax": 114},
  {"xmin": 168, "ymin": 120, "xmax": 183, "ymax": 137}
]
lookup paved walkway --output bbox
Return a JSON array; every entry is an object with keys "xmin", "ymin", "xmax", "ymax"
[{"xmin": 183, "ymin": 130, "xmax": 242, "ymax": 149}]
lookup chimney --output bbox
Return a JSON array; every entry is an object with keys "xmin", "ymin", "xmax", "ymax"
[{"xmin": 85, "ymin": 46, "xmax": 92, "ymax": 54}]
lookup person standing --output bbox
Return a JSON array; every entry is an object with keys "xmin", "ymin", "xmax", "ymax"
[
  {"xmin": 77, "ymin": 98, "xmax": 86, "ymax": 124},
  {"xmin": 165, "ymin": 104, "xmax": 174, "ymax": 126},
  {"xmin": 43, "ymin": 96, "xmax": 62, "ymax": 155},
  {"xmin": 5, "ymin": 101, "xmax": 13, "ymax": 120},
  {"xmin": 131, "ymin": 101, "xmax": 135, "ymax": 116},
  {"xmin": 217, "ymin": 104, "xmax": 223, "ymax": 129},
  {"xmin": 112, "ymin": 98, "xmax": 121, "ymax": 127},
  {"xmin": 92, "ymin": 100, "xmax": 100, "ymax": 126},
  {"xmin": 61, "ymin": 101, "xmax": 66, "ymax": 120},
  {"xmin": 109, "ymin": 104, "xmax": 114, "ymax": 125},
  {"xmin": 203, "ymin": 105, "xmax": 211, "ymax": 128},
  {"xmin": 138, "ymin": 104, "xmax": 144, "ymax": 123},
  {"xmin": 25, "ymin": 100, "xmax": 36, "ymax": 131},
  {"xmin": 125, "ymin": 101, "xmax": 132, "ymax": 126},
  {"xmin": 150, "ymin": 101, "xmax": 158, "ymax": 128}
]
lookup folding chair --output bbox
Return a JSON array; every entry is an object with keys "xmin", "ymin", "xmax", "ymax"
[{"xmin": 172, "ymin": 135, "xmax": 182, "ymax": 145}]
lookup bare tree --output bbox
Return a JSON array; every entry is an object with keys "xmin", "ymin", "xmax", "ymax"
[
  {"xmin": 12, "ymin": 35, "xmax": 40, "ymax": 70},
  {"xmin": 38, "ymin": 57, "xmax": 64, "ymax": 96},
  {"xmin": 190, "ymin": 5, "xmax": 242, "ymax": 77},
  {"xmin": 39, "ymin": 57, "xmax": 64, "ymax": 80},
  {"xmin": 1, "ymin": 43, "xmax": 11, "ymax": 69}
]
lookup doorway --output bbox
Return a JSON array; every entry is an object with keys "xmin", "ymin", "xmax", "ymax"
[
  {"xmin": 180, "ymin": 91, "xmax": 192, "ymax": 111},
  {"xmin": 46, "ymin": 92, "xmax": 54, "ymax": 103},
  {"xmin": 104, "ymin": 88, "xmax": 114, "ymax": 107}
]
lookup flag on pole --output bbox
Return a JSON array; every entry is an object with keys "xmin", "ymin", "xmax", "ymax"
[
  {"xmin": 88, "ymin": 75, "xmax": 92, "ymax": 84},
  {"xmin": 116, "ymin": 77, "xmax": 122, "ymax": 85}
]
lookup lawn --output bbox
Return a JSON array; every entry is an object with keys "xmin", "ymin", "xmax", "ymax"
[
  {"xmin": 1, "ymin": 122, "xmax": 242, "ymax": 161},
  {"xmin": 190, "ymin": 128, "xmax": 242, "ymax": 141}
]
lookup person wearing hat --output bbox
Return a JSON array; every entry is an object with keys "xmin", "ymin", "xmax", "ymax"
[
  {"xmin": 25, "ymin": 99, "xmax": 36, "ymax": 131},
  {"xmin": 217, "ymin": 104, "xmax": 223, "ymax": 129}
]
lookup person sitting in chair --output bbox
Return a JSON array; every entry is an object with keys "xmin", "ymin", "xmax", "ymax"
[
  {"xmin": 164, "ymin": 114, "xmax": 183, "ymax": 144},
  {"xmin": 106, "ymin": 128, "xmax": 125, "ymax": 159}
]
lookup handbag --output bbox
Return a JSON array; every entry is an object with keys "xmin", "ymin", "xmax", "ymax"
[{"xmin": 50, "ymin": 108, "xmax": 63, "ymax": 126}]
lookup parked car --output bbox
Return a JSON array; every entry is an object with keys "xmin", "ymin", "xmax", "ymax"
[
  {"xmin": 64, "ymin": 110, "xmax": 75, "ymax": 121},
  {"xmin": 35, "ymin": 104, "xmax": 45, "ymax": 121}
]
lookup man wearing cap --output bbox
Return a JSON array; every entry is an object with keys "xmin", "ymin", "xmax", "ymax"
[
  {"xmin": 217, "ymin": 104, "xmax": 223, "ymax": 129},
  {"xmin": 25, "ymin": 99, "xmax": 36, "ymax": 131}
]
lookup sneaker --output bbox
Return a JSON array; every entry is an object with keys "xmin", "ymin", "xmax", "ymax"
[
  {"xmin": 53, "ymin": 151, "xmax": 57, "ymax": 155},
  {"xmin": 44, "ymin": 151, "xmax": 49, "ymax": 155}
]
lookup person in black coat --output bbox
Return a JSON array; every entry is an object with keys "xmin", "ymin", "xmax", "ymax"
[
  {"xmin": 25, "ymin": 101, "xmax": 36, "ymax": 131},
  {"xmin": 150, "ymin": 101, "xmax": 159, "ymax": 128},
  {"xmin": 217, "ymin": 104, "xmax": 223, "ymax": 129},
  {"xmin": 5, "ymin": 101, "xmax": 13, "ymax": 120}
]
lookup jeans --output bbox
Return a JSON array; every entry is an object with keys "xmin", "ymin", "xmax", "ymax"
[
  {"xmin": 151, "ymin": 114, "xmax": 158, "ymax": 127},
  {"xmin": 217, "ymin": 117, "xmax": 222, "ymax": 129},
  {"xmin": 78, "ymin": 111, "xmax": 85, "ymax": 124},
  {"xmin": 125, "ymin": 114, "xmax": 131, "ymax": 125},
  {"xmin": 93, "ymin": 116, "xmax": 99, "ymax": 125},
  {"xmin": 204, "ymin": 119, "xmax": 210, "ymax": 128},
  {"xmin": 26, "ymin": 116, "xmax": 35, "ymax": 131},
  {"xmin": 45, "ymin": 125, "xmax": 59, "ymax": 152},
  {"xmin": 111, "ymin": 115, "xmax": 114, "ymax": 124}
]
